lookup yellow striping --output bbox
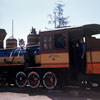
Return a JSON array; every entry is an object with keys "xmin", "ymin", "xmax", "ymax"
[
  {"xmin": 87, "ymin": 51, "xmax": 100, "ymax": 63},
  {"xmin": 13, "ymin": 56, "xmax": 24, "ymax": 64},
  {"xmin": 87, "ymin": 52, "xmax": 92, "ymax": 63},
  {"xmin": 0, "ymin": 57, "xmax": 12, "ymax": 64},
  {"xmin": 41, "ymin": 53, "xmax": 69, "ymax": 64},
  {"xmin": 35, "ymin": 55, "xmax": 41, "ymax": 64},
  {"xmin": 0, "ymin": 55, "xmax": 40, "ymax": 64},
  {"xmin": 0, "ymin": 56, "xmax": 24, "ymax": 64},
  {"xmin": 0, "ymin": 57, "xmax": 5, "ymax": 63}
]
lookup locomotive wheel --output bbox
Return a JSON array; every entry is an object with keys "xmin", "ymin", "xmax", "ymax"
[
  {"xmin": 15, "ymin": 72, "xmax": 27, "ymax": 88},
  {"xmin": 28, "ymin": 71, "xmax": 40, "ymax": 88},
  {"xmin": 43, "ymin": 72, "xmax": 57, "ymax": 89}
]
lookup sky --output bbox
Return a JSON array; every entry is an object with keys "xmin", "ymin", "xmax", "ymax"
[{"xmin": 0, "ymin": 0, "xmax": 100, "ymax": 46}]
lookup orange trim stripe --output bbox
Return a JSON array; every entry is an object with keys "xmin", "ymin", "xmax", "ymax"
[
  {"xmin": 28, "ymin": 64, "xmax": 69, "ymax": 69},
  {"xmin": 0, "ymin": 64, "xmax": 24, "ymax": 66},
  {"xmin": 86, "ymin": 64, "xmax": 93, "ymax": 74},
  {"xmin": 41, "ymin": 64, "xmax": 69, "ymax": 68},
  {"xmin": 86, "ymin": 63, "xmax": 100, "ymax": 74},
  {"xmin": 87, "ymin": 62, "xmax": 100, "ymax": 64},
  {"xmin": 92, "ymin": 63, "xmax": 100, "ymax": 74},
  {"xmin": 41, "ymin": 52, "xmax": 68, "ymax": 55},
  {"xmin": 41, "ymin": 63, "xmax": 69, "ymax": 65}
]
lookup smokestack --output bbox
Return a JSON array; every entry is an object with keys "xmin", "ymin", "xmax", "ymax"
[{"xmin": 12, "ymin": 19, "xmax": 14, "ymax": 38}]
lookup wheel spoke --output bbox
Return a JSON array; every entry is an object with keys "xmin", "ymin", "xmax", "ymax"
[
  {"xmin": 15, "ymin": 72, "xmax": 27, "ymax": 88},
  {"xmin": 28, "ymin": 71, "xmax": 40, "ymax": 88},
  {"xmin": 43, "ymin": 72, "xmax": 57, "ymax": 89}
]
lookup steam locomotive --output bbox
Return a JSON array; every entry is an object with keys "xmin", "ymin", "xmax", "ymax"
[{"xmin": 0, "ymin": 24, "xmax": 100, "ymax": 89}]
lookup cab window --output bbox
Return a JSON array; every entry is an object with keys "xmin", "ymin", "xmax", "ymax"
[
  {"xmin": 43, "ymin": 35, "xmax": 52, "ymax": 50},
  {"xmin": 54, "ymin": 34, "xmax": 65, "ymax": 49}
]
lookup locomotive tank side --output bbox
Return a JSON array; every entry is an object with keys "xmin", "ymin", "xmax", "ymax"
[
  {"xmin": 35, "ymin": 49, "xmax": 41, "ymax": 65},
  {"xmin": 0, "ymin": 49, "xmax": 13, "ymax": 64}
]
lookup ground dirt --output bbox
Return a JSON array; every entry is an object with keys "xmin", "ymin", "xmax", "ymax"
[{"xmin": 0, "ymin": 85, "xmax": 100, "ymax": 100}]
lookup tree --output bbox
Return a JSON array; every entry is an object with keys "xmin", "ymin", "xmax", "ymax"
[{"xmin": 48, "ymin": 2, "xmax": 69, "ymax": 28}]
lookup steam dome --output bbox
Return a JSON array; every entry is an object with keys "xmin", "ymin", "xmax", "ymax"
[
  {"xmin": 27, "ymin": 27, "xmax": 39, "ymax": 46},
  {"xmin": 6, "ymin": 37, "xmax": 17, "ymax": 48}
]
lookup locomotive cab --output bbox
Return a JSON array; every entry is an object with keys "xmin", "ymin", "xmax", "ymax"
[
  {"xmin": 40, "ymin": 24, "xmax": 100, "ymax": 88},
  {"xmin": 68, "ymin": 24, "xmax": 100, "ymax": 83},
  {"xmin": 68, "ymin": 36, "xmax": 87, "ymax": 81}
]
